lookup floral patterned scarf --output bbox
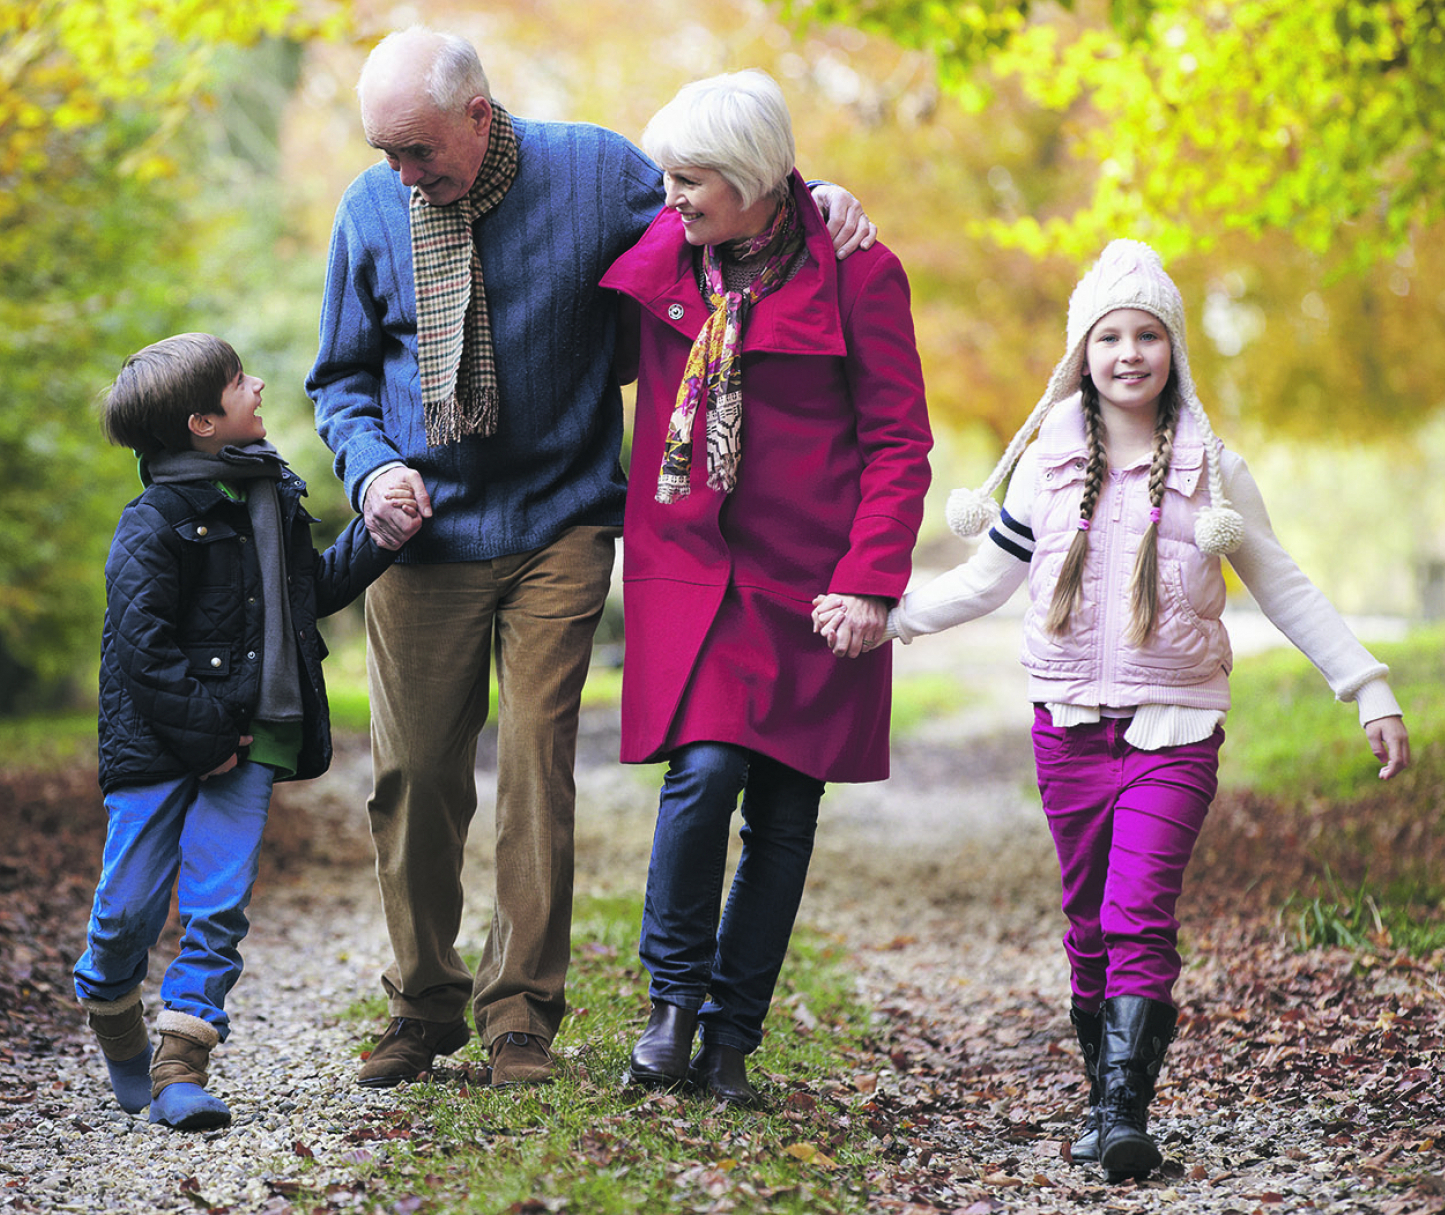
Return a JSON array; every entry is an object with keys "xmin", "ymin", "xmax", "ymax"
[{"xmin": 656, "ymin": 191, "xmax": 804, "ymax": 504}]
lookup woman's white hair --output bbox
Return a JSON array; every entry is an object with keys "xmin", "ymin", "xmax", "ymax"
[
  {"xmin": 642, "ymin": 70, "xmax": 796, "ymax": 209},
  {"xmin": 359, "ymin": 26, "xmax": 491, "ymax": 113}
]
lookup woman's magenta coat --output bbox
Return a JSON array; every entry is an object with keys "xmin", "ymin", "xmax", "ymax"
[{"xmin": 601, "ymin": 172, "xmax": 933, "ymax": 783}]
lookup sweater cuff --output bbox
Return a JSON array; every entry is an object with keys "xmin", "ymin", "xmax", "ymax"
[
  {"xmin": 1353, "ymin": 677, "xmax": 1403, "ymax": 726},
  {"xmin": 357, "ymin": 461, "xmax": 407, "ymax": 513}
]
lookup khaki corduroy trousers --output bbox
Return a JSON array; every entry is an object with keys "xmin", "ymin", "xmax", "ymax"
[{"xmin": 363, "ymin": 525, "xmax": 617, "ymax": 1045}]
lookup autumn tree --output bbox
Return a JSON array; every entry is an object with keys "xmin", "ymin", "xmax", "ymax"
[
  {"xmin": 782, "ymin": 0, "xmax": 1444, "ymax": 270},
  {"xmin": 0, "ymin": 0, "xmax": 344, "ymax": 710}
]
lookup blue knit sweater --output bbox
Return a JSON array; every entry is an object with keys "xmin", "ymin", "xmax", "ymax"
[{"xmin": 307, "ymin": 116, "xmax": 663, "ymax": 563}]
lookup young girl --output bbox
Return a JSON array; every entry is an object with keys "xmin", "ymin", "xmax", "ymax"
[{"xmin": 813, "ymin": 240, "xmax": 1410, "ymax": 1181}]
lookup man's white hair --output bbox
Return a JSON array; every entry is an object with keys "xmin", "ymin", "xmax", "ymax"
[{"xmin": 358, "ymin": 25, "xmax": 491, "ymax": 112}]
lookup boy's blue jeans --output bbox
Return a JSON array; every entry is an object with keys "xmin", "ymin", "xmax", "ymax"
[
  {"xmin": 73, "ymin": 762, "xmax": 274, "ymax": 1041},
  {"xmin": 638, "ymin": 742, "xmax": 823, "ymax": 1054}
]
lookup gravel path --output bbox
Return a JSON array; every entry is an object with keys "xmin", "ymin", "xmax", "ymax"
[{"xmin": 3, "ymin": 604, "xmax": 1439, "ymax": 1213}]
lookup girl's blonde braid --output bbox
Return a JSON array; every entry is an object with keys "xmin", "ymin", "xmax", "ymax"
[
  {"xmin": 1044, "ymin": 379, "xmax": 1108, "ymax": 636},
  {"xmin": 1126, "ymin": 385, "xmax": 1180, "ymax": 644}
]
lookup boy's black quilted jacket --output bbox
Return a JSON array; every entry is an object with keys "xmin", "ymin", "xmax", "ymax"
[{"xmin": 98, "ymin": 469, "xmax": 393, "ymax": 792}]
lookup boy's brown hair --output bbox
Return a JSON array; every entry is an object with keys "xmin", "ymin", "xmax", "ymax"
[{"xmin": 100, "ymin": 333, "xmax": 242, "ymax": 457}]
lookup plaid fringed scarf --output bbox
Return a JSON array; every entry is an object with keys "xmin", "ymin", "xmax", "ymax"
[
  {"xmin": 656, "ymin": 192, "xmax": 804, "ymax": 504},
  {"xmin": 410, "ymin": 105, "xmax": 519, "ymax": 447}
]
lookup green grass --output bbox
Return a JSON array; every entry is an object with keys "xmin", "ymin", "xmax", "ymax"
[
  {"xmin": 1222, "ymin": 625, "xmax": 1445, "ymax": 960},
  {"xmin": 0, "ymin": 710, "xmax": 96, "ymax": 771},
  {"xmin": 1221, "ymin": 623, "xmax": 1443, "ymax": 799},
  {"xmin": 1281, "ymin": 867, "xmax": 1445, "ymax": 958},
  {"xmin": 310, "ymin": 893, "xmax": 887, "ymax": 1214},
  {"xmin": 888, "ymin": 671, "xmax": 973, "ymax": 737}
]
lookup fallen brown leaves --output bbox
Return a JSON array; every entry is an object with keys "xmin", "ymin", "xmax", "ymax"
[
  {"xmin": 0, "ymin": 753, "xmax": 357, "ymax": 1061},
  {"xmin": 842, "ymin": 783, "xmax": 1445, "ymax": 1215}
]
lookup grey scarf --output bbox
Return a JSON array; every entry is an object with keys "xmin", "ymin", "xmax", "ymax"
[{"xmin": 147, "ymin": 442, "xmax": 302, "ymax": 724}]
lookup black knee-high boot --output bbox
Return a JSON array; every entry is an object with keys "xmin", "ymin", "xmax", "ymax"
[
  {"xmin": 1067, "ymin": 1003, "xmax": 1104, "ymax": 1163},
  {"xmin": 1098, "ymin": 995, "xmax": 1177, "ymax": 1182}
]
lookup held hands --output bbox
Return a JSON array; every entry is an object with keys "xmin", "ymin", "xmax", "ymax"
[
  {"xmin": 809, "ymin": 184, "xmax": 877, "ymax": 259},
  {"xmin": 1366, "ymin": 715, "xmax": 1411, "ymax": 780},
  {"xmin": 365, "ymin": 466, "xmax": 433, "ymax": 551},
  {"xmin": 812, "ymin": 593, "xmax": 889, "ymax": 659},
  {"xmin": 201, "ymin": 735, "xmax": 253, "ymax": 780}
]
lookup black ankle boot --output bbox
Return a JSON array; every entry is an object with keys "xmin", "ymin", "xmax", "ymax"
[
  {"xmin": 688, "ymin": 1042, "xmax": 761, "ymax": 1107},
  {"xmin": 1098, "ymin": 995, "xmax": 1177, "ymax": 1182},
  {"xmin": 627, "ymin": 1002, "xmax": 698, "ymax": 1088},
  {"xmin": 1067, "ymin": 1003, "xmax": 1104, "ymax": 1164}
]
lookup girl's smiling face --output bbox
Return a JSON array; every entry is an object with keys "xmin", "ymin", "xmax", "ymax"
[{"xmin": 1084, "ymin": 308, "xmax": 1173, "ymax": 417}]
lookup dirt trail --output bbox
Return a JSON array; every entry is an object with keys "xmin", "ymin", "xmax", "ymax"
[{"xmin": 3, "ymin": 601, "xmax": 1440, "ymax": 1214}]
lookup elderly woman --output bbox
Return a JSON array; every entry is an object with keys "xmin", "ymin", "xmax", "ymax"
[{"xmin": 600, "ymin": 70, "xmax": 932, "ymax": 1105}]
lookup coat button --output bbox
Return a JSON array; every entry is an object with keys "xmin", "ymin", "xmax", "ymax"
[
  {"xmin": 247, "ymin": 650, "xmax": 257, "ymax": 660},
  {"xmin": 210, "ymin": 656, "xmax": 222, "ymax": 668},
  {"xmin": 667, "ymin": 303, "xmax": 684, "ymax": 320},
  {"xmin": 196, "ymin": 526, "xmax": 208, "ymax": 537}
]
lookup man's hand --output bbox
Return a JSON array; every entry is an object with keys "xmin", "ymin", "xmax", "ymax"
[
  {"xmin": 365, "ymin": 466, "xmax": 433, "ymax": 550},
  {"xmin": 810, "ymin": 183, "xmax": 877, "ymax": 260}
]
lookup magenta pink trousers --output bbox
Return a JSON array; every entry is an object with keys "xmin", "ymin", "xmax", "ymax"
[{"xmin": 1031, "ymin": 705, "xmax": 1223, "ymax": 1012}]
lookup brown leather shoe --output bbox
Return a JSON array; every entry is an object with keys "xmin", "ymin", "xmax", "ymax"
[
  {"xmin": 358, "ymin": 1016, "xmax": 470, "ymax": 1089},
  {"xmin": 490, "ymin": 1032, "xmax": 555, "ymax": 1087}
]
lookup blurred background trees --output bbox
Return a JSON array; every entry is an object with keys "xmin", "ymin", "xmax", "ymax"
[{"xmin": 2, "ymin": 0, "xmax": 1441, "ymax": 713}]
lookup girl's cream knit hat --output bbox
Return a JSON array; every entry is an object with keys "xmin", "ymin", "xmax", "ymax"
[{"xmin": 946, "ymin": 239, "xmax": 1244, "ymax": 555}]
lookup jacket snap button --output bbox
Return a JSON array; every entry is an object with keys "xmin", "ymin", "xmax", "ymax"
[
  {"xmin": 668, "ymin": 303, "xmax": 684, "ymax": 320},
  {"xmin": 196, "ymin": 526, "xmax": 208, "ymax": 537},
  {"xmin": 210, "ymin": 656, "xmax": 222, "ymax": 668},
  {"xmin": 247, "ymin": 651, "xmax": 257, "ymax": 660}
]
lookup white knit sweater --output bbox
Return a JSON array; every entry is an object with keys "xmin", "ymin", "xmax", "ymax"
[{"xmin": 891, "ymin": 445, "xmax": 1402, "ymax": 750}]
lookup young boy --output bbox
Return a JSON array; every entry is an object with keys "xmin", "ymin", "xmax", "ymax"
[{"xmin": 74, "ymin": 333, "xmax": 402, "ymax": 1130}]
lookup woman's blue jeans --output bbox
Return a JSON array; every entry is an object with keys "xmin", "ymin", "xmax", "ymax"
[
  {"xmin": 72, "ymin": 762, "xmax": 274, "ymax": 1041},
  {"xmin": 638, "ymin": 742, "xmax": 824, "ymax": 1053}
]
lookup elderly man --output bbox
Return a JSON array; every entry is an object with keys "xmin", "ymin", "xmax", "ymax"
[{"xmin": 308, "ymin": 25, "xmax": 874, "ymax": 1088}]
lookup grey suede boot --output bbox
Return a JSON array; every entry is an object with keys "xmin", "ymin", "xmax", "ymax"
[
  {"xmin": 1067, "ymin": 1002, "xmax": 1103, "ymax": 1164},
  {"xmin": 81, "ymin": 987, "xmax": 153, "ymax": 1115},
  {"xmin": 1098, "ymin": 995, "xmax": 1177, "ymax": 1182}
]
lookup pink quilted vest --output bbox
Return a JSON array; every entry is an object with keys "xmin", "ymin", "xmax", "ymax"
[{"xmin": 1019, "ymin": 397, "xmax": 1234, "ymax": 711}]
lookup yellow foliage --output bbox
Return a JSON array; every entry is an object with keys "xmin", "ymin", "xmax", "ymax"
[{"xmin": 0, "ymin": 0, "xmax": 347, "ymax": 204}]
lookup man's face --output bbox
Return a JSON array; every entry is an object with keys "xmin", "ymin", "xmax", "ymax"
[{"xmin": 365, "ymin": 92, "xmax": 493, "ymax": 207}]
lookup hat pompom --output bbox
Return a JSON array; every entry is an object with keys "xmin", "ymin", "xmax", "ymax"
[
  {"xmin": 946, "ymin": 486, "xmax": 1000, "ymax": 539},
  {"xmin": 1194, "ymin": 505, "xmax": 1244, "ymax": 556}
]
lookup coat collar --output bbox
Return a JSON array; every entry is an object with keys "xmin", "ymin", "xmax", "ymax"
[{"xmin": 600, "ymin": 170, "xmax": 847, "ymax": 357}]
